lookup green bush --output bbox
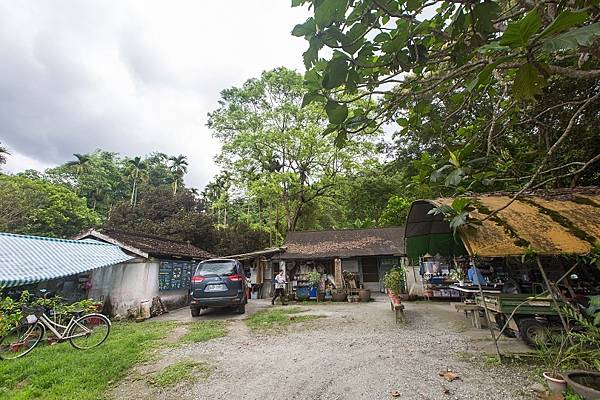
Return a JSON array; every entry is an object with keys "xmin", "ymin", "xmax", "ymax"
[
  {"xmin": 383, "ymin": 267, "xmax": 405, "ymax": 295},
  {"xmin": 0, "ymin": 291, "xmax": 101, "ymax": 336}
]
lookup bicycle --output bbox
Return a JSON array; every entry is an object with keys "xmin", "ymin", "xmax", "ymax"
[{"xmin": 0, "ymin": 304, "xmax": 111, "ymax": 360}]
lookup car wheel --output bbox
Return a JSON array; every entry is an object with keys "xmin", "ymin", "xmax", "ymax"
[
  {"xmin": 518, "ymin": 318, "xmax": 547, "ymax": 347},
  {"xmin": 191, "ymin": 307, "xmax": 201, "ymax": 317}
]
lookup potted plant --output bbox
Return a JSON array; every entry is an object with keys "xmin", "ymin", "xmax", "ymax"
[
  {"xmin": 306, "ymin": 271, "xmax": 323, "ymax": 302},
  {"xmin": 538, "ymin": 333, "xmax": 568, "ymax": 393},
  {"xmin": 449, "ymin": 268, "xmax": 465, "ymax": 285},
  {"xmin": 383, "ymin": 267, "xmax": 405, "ymax": 300}
]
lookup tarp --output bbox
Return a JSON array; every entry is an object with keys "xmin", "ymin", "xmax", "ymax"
[
  {"xmin": 0, "ymin": 232, "xmax": 134, "ymax": 288},
  {"xmin": 405, "ymin": 187, "xmax": 600, "ymax": 257}
]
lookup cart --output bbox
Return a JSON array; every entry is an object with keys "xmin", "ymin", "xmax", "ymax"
[{"xmin": 475, "ymin": 293, "xmax": 570, "ymax": 347}]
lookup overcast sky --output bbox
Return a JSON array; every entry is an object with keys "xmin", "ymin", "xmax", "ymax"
[{"xmin": 0, "ymin": 1, "xmax": 309, "ymax": 189}]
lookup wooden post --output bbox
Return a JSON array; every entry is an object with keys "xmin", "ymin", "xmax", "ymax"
[
  {"xmin": 334, "ymin": 258, "xmax": 343, "ymax": 288},
  {"xmin": 536, "ymin": 256, "xmax": 572, "ymax": 338},
  {"xmin": 473, "ymin": 259, "xmax": 502, "ymax": 361}
]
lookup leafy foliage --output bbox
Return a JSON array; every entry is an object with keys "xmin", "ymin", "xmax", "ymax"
[
  {"xmin": 383, "ymin": 267, "xmax": 406, "ymax": 295},
  {"xmin": 292, "ymin": 0, "xmax": 600, "ymax": 200},
  {"xmin": 207, "ymin": 67, "xmax": 380, "ymax": 235},
  {"xmin": 0, "ymin": 174, "xmax": 100, "ymax": 238},
  {"xmin": 0, "ymin": 143, "xmax": 10, "ymax": 166}
]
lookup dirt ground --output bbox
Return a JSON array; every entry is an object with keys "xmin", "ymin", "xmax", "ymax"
[{"xmin": 112, "ymin": 297, "xmax": 539, "ymax": 400}]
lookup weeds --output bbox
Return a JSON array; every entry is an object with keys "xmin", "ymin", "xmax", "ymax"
[{"xmin": 149, "ymin": 360, "xmax": 211, "ymax": 388}]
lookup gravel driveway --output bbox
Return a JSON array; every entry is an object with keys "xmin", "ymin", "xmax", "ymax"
[{"xmin": 114, "ymin": 298, "xmax": 537, "ymax": 400}]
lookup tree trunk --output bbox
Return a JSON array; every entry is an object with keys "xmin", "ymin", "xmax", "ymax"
[{"xmin": 130, "ymin": 180, "xmax": 136, "ymax": 206}]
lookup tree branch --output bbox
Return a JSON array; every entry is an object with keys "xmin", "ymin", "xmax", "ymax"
[{"xmin": 482, "ymin": 89, "xmax": 600, "ymax": 220}]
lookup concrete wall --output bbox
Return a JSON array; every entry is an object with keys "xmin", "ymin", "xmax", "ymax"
[{"xmin": 90, "ymin": 258, "xmax": 188, "ymax": 316}]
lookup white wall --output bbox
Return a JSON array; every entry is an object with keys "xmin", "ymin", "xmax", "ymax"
[
  {"xmin": 90, "ymin": 259, "xmax": 188, "ymax": 316},
  {"xmin": 404, "ymin": 265, "xmax": 424, "ymax": 296}
]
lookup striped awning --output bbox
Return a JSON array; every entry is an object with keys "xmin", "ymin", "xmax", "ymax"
[{"xmin": 0, "ymin": 232, "xmax": 134, "ymax": 288}]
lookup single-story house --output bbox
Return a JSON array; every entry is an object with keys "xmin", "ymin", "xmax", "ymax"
[
  {"xmin": 0, "ymin": 232, "xmax": 133, "ymax": 301},
  {"xmin": 75, "ymin": 229, "xmax": 214, "ymax": 316},
  {"xmin": 279, "ymin": 227, "xmax": 406, "ymax": 293},
  {"xmin": 223, "ymin": 247, "xmax": 285, "ymax": 299}
]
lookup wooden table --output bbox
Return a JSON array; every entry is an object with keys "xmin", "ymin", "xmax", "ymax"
[{"xmin": 454, "ymin": 303, "xmax": 484, "ymax": 329}]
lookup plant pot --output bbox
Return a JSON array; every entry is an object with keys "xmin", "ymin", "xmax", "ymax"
[
  {"xmin": 332, "ymin": 291, "xmax": 347, "ymax": 302},
  {"xmin": 358, "ymin": 289, "xmax": 371, "ymax": 302},
  {"xmin": 563, "ymin": 370, "xmax": 600, "ymax": 400},
  {"xmin": 543, "ymin": 372, "xmax": 567, "ymax": 393}
]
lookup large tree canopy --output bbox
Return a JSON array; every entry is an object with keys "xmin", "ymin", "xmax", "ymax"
[
  {"xmin": 0, "ymin": 175, "xmax": 100, "ymax": 238},
  {"xmin": 207, "ymin": 67, "xmax": 380, "ymax": 232},
  {"xmin": 293, "ymin": 0, "xmax": 600, "ymax": 203}
]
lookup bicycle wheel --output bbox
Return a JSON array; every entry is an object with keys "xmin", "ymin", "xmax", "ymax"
[
  {"xmin": 68, "ymin": 314, "xmax": 110, "ymax": 350},
  {"xmin": 0, "ymin": 323, "xmax": 45, "ymax": 360}
]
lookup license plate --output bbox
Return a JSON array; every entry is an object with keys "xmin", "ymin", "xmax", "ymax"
[{"xmin": 205, "ymin": 284, "xmax": 226, "ymax": 292}]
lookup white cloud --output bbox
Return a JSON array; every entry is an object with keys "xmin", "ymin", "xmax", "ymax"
[{"xmin": 0, "ymin": 0, "xmax": 309, "ymax": 188}]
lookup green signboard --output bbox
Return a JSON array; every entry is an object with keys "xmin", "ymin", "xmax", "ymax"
[{"xmin": 159, "ymin": 260, "xmax": 196, "ymax": 291}]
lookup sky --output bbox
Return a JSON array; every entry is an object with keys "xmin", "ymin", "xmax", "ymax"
[{"xmin": 0, "ymin": 1, "xmax": 309, "ymax": 189}]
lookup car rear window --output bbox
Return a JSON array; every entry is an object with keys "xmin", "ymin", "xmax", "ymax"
[{"xmin": 195, "ymin": 261, "xmax": 236, "ymax": 276}]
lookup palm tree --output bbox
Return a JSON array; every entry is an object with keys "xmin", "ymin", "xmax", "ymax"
[
  {"xmin": 126, "ymin": 157, "xmax": 147, "ymax": 206},
  {"xmin": 168, "ymin": 155, "xmax": 188, "ymax": 195},
  {"xmin": 65, "ymin": 153, "xmax": 91, "ymax": 176},
  {"xmin": 0, "ymin": 143, "xmax": 9, "ymax": 165}
]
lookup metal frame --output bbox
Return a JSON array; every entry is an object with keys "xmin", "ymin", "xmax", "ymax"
[{"xmin": 33, "ymin": 312, "xmax": 107, "ymax": 341}]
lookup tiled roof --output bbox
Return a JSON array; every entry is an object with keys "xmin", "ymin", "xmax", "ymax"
[
  {"xmin": 281, "ymin": 227, "xmax": 405, "ymax": 259},
  {"xmin": 0, "ymin": 232, "xmax": 133, "ymax": 288},
  {"xmin": 76, "ymin": 229, "xmax": 214, "ymax": 260}
]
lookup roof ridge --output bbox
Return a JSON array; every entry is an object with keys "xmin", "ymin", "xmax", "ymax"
[
  {"xmin": 287, "ymin": 226, "xmax": 404, "ymax": 234},
  {"xmin": 102, "ymin": 229, "xmax": 196, "ymax": 246}
]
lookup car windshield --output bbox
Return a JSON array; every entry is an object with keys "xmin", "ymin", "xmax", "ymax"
[{"xmin": 195, "ymin": 261, "xmax": 236, "ymax": 277}]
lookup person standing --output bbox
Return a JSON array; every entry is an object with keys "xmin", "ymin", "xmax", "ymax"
[
  {"xmin": 467, "ymin": 263, "xmax": 485, "ymax": 286},
  {"xmin": 272, "ymin": 270, "xmax": 287, "ymax": 305}
]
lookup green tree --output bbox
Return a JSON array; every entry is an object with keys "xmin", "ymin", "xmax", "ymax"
[
  {"xmin": 379, "ymin": 195, "xmax": 412, "ymax": 227},
  {"xmin": 0, "ymin": 143, "xmax": 9, "ymax": 166},
  {"xmin": 168, "ymin": 155, "xmax": 188, "ymax": 195},
  {"xmin": 125, "ymin": 157, "xmax": 148, "ymax": 207},
  {"xmin": 46, "ymin": 151, "xmax": 129, "ymax": 215},
  {"xmin": 207, "ymin": 67, "xmax": 378, "ymax": 233},
  {"xmin": 0, "ymin": 175, "xmax": 99, "ymax": 238},
  {"xmin": 293, "ymin": 0, "xmax": 600, "ymax": 207},
  {"xmin": 107, "ymin": 186, "xmax": 268, "ymax": 256},
  {"xmin": 65, "ymin": 153, "xmax": 91, "ymax": 180}
]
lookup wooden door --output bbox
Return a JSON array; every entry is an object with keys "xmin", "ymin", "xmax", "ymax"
[{"xmin": 361, "ymin": 257, "xmax": 379, "ymax": 282}]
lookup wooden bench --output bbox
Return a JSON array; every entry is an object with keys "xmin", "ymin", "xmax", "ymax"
[
  {"xmin": 387, "ymin": 291, "xmax": 405, "ymax": 323},
  {"xmin": 454, "ymin": 303, "xmax": 484, "ymax": 329}
]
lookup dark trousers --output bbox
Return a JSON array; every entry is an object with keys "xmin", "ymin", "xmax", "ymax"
[{"xmin": 272, "ymin": 288, "xmax": 286, "ymax": 305}]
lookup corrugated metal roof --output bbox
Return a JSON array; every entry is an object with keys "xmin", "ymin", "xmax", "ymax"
[
  {"xmin": 0, "ymin": 232, "xmax": 134, "ymax": 288},
  {"xmin": 407, "ymin": 187, "xmax": 600, "ymax": 257},
  {"xmin": 281, "ymin": 227, "xmax": 405, "ymax": 259}
]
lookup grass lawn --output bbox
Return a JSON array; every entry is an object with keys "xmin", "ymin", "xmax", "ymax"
[
  {"xmin": 0, "ymin": 319, "xmax": 225, "ymax": 400},
  {"xmin": 245, "ymin": 307, "xmax": 322, "ymax": 332},
  {"xmin": 148, "ymin": 359, "xmax": 212, "ymax": 388},
  {"xmin": 178, "ymin": 321, "xmax": 226, "ymax": 344}
]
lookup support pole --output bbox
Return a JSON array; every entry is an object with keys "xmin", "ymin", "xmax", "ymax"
[
  {"xmin": 473, "ymin": 259, "xmax": 502, "ymax": 361},
  {"xmin": 535, "ymin": 256, "xmax": 572, "ymax": 339}
]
